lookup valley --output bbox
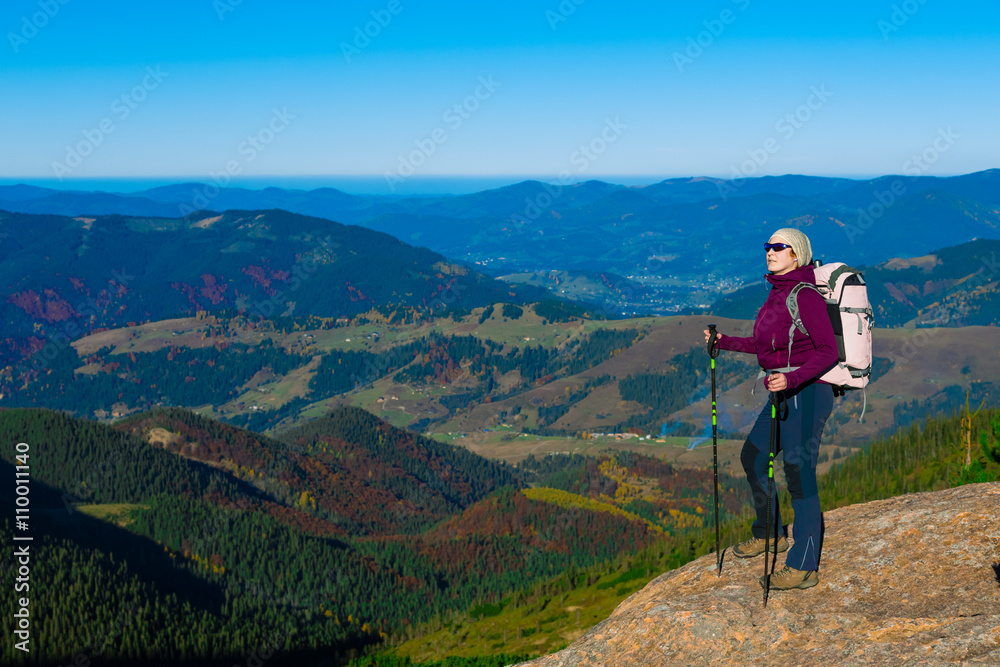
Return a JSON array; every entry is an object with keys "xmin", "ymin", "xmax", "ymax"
[{"xmin": 2, "ymin": 176, "xmax": 999, "ymax": 666}]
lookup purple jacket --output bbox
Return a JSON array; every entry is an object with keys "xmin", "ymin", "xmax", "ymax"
[{"xmin": 718, "ymin": 264, "xmax": 838, "ymax": 391}]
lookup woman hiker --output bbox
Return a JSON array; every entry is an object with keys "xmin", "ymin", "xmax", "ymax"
[{"xmin": 704, "ymin": 228, "xmax": 838, "ymax": 590}]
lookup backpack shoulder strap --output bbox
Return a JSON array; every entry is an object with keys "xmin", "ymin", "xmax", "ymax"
[
  {"xmin": 786, "ymin": 283, "xmax": 823, "ymax": 335},
  {"xmin": 785, "ymin": 282, "xmax": 824, "ymax": 367}
]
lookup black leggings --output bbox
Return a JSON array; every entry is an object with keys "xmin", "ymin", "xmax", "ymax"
[{"xmin": 741, "ymin": 382, "xmax": 833, "ymax": 571}]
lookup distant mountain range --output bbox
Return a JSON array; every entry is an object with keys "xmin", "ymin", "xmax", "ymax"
[{"xmin": 3, "ymin": 170, "xmax": 998, "ymax": 313}]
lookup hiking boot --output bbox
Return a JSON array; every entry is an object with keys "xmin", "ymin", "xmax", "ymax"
[
  {"xmin": 732, "ymin": 535, "xmax": 788, "ymax": 558},
  {"xmin": 760, "ymin": 565, "xmax": 819, "ymax": 590}
]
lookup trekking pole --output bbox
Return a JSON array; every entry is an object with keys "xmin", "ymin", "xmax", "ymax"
[
  {"xmin": 707, "ymin": 324, "xmax": 722, "ymax": 575},
  {"xmin": 763, "ymin": 372, "xmax": 783, "ymax": 607}
]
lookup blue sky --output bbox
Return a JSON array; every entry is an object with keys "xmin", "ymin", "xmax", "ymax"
[{"xmin": 2, "ymin": 0, "xmax": 998, "ymax": 191}]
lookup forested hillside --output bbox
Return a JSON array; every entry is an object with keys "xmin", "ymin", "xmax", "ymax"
[{"xmin": 1, "ymin": 406, "xmax": 741, "ymax": 666}]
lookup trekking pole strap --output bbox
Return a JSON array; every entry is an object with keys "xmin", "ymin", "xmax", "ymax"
[{"xmin": 751, "ymin": 366, "xmax": 800, "ymax": 398}]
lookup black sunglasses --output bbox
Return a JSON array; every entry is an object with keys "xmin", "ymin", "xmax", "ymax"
[{"xmin": 764, "ymin": 243, "xmax": 793, "ymax": 252}]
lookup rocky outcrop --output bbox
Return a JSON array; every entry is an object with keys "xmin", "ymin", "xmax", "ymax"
[{"xmin": 518, "ymin": 483, "xmax": 1000, "ymax": 666}]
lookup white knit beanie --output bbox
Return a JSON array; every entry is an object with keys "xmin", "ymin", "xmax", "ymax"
[{"xmin": 771, "ymin": 227, "xmax": 812, "ymax": 267}]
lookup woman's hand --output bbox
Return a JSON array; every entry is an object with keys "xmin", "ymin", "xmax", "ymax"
[
  {"xmin": 703, "ymin": 329, "xmax": 712, "ymax": 343},
  {"xmin": 765, "ymin": 372, "xmax": 788, "ymax": 392}
]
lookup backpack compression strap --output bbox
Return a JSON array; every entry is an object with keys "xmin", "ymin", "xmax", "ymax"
[
  {"xmin": 826, "ymin": 265, "xmax": 863, "ymax": 299},
  {"xmin": 825, "ymin": 266, "xmax": 873, "ymax": 335}
]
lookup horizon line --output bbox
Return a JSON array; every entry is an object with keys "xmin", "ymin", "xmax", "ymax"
[{"xmin": 1, "ymin": 168, "xmax": 996, "ymax": 196}]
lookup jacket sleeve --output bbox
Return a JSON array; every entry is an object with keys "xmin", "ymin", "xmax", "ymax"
[
  {"xmin": 783, "ymin": 288, "xmax": 839, "ymax": 390},
  {"xmin": 717, "ymin": 332, "xmax": 755, "ymax": 354}
]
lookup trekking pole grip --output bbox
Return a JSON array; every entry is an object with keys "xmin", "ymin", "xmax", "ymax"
[{"xmin": 707, "ymin": 323, "xmax": 720, "ymax": 358}]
